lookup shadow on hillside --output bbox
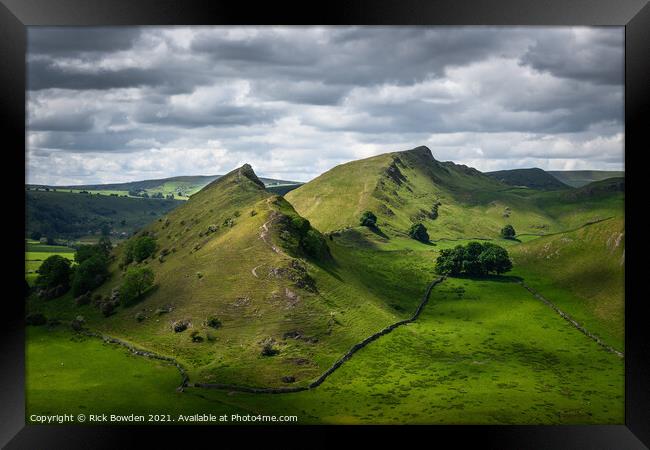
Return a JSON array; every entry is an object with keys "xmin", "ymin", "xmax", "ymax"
[
  {"xmin": 368, "ymin": 226, "xmax": 389, "ymax": 240},
  {"xmin": 122, "ymin": 284, "xmax": 160, "ymax": 308},
  {"xmin": 452, "ymin": 274, "xmax": 523, "ymax": 283}
]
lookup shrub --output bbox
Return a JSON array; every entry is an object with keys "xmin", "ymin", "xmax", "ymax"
[
  {"xmin": 172, "ymin": 320, "xmax": 188, "ymax": 332},
  {"xmin": 135, "ymin": 312, "xmax": 146, "ymax": 322},
  {"xmin": 26, "ymin": 312, "xmax": 47, "ymax": 326},
  {"xmin": 500, "ymin": 224, "xmax": 516, "ymax": 239},
  {"xmin": 71, "ymin": 315, "xmax": 85, "ymax": 331},
  {"xmin": 408, "ymin": 223, "xmax": 430, "ymax": 243},
  {"xmin": 190, "ymin": 330, "xmax": 204, "ymax": 342},
  {"xmin": 359, "ymin": 211, "xmax": 377, "ymax": 227},
  {"xmin": 71, "ymin": 254, "xmax": 109, "ymax": 297},
  {"xmin": 35, "ymin": 255, "xmax": 72, "ymax": 292},
  {"xmin": 261, "ymin": 342, "xmax": 279, "ymax": 356},
  {"xmin": 100, "ymin": 301, "xmax": 116, "ymax": 317},
  {"xmin": 120, "ymin": 267, "xmax": 155, "ymax": 306},
  {"xmin": 206, "ymin": 316, "xmax": 222, "ymax": 329}
]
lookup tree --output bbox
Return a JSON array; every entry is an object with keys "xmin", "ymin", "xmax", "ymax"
[
  {"xmin": 500, "ymin": 224, "xmax": 516, "ymax": 239},
  {"xmin": 35, "ymin": 255, "xmax": 72, "ymax": 290},
  {"xmin": 359, "ymin": 211, "xmax": 377, "ymax": 227},
  {"xmin": 30, "ymin": 230, "xmax": 42, "ymax": 241},
  {"xmin": 478, "ymin": 243, "xmax": 513, "ymax": 274},
  {"xmin": 408, "ymin": 223, "xmax": 430, "ymax": 243},
  {"xmin": 71, "ymin": 254, "xmax": 109, "ymax": 297},
  {"xmin": 123, "ymin": 235, "xmax": 157, "ymax": 264},
  {"xmin": 120, "ymin": 267, "xmax": 155, "ymax": 306},
  {"xmin": 435, "ymin": 242, "xmax": 512, "ymax": 277},
  {"xmin": 97, "ymin": 236, "xmax": 112, "ymax": 257}
]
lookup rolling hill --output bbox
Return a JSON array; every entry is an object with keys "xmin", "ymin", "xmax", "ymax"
[
  {"xmin": 26, "ymin": 147, "xmax": 625, "ymax": 423},
  {"xmin": 285, "ymin": 146, "xmax": 621, "ymax": 240},
  {"xmin": 29, "ymin": 174, "xmax": 302, "ymax": 199},
  {"xmin": 547, "ymin": 170, "xmax": 624, "ymax": 188},
  {"xmin": 26, "ymin": 190, "xmax": 182, "ymax": 241},
  {"xmin": 485, "ymin": 168, "xmax": 570, "ymax": 190}
]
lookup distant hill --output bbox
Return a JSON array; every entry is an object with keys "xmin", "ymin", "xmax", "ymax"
[
  {"xmin": 28, "ymin": 174, "xmax": 302, "ymax": 199},
  {"xmin": 26, "ymin": 190, "xmax": 182, "ymax": 240},
  {"xmin": 485, "ymin": 168, "xmax": 570, "ymax": 190},
  {"xmin": 548, "ymin": 170, "xmax": 624, "ymax": 188}
]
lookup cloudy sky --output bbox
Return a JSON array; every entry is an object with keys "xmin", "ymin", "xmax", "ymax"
[{"xmin": 26, "ymin": 26, "xmax": 624, "ymax": 185}]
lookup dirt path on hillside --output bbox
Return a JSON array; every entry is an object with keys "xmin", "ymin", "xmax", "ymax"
[
  {"xmin": 517, "ymin": 281, "xmax": 624, "ymax": 358},
  {"xmin": 260, "ymin": 218, "xmax": 282, "ymax": 254}
]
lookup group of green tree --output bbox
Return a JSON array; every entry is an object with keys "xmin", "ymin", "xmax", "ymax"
[
  {"xmin": 33, "ymin": 234, "xmax": 156, "ymax": 311},
  {"xmin": 359, "ymin": 211, "xmax": 430, "ymax": 243},
  {"xmin": 435, "ymin": 241, "xmax": 513, "ymax": 276}
]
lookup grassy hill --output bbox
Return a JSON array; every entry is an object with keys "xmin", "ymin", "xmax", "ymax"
[
  {"xmin": 486, "ymin": 168, "xmax": 570, "ymax": 190},
  {"xmin": 548, "ymin": 170, "xmax": 624, "ymax": 188},
  {"xmin": 25, "ymin": 148, "xmax": 625, "ymax": 424},
  {"xmin": 30, "ymin": 174, "xmax": 302, "ymax": 199},
  {"xmin": 26, "ymin": 190, "xmax": 182, "ymax": 241},
  {"xmin": 286, "ymin": 146, "xmax": 620, "ymax": 240}
]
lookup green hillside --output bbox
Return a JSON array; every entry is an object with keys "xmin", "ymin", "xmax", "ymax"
[
  {"xmin": 30, "ymin": 174, "xmax": 302, "ymax": 199},
  {"xmin": 548, "ymin": 170, "xmax": 624, "ymax": 188},
  {"xmin": 26, "ymin": 148, "xmax": 625, "ymax": 424},
  {"xmin": 486, "ymin": 168, "xmax": 570, "ymax": 190},
  {"xmin": 26, "ymin": 190, "xmax": 182, "ymax": 240},
  {"xmin": 286, "ymin": 146, "xmax": 619, "ymax": 240},
  {"xmin": 510, "ymin": 217, "xmax": 625, "ymax": 350}
]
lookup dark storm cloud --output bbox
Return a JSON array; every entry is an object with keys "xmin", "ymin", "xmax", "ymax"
[
  {"xmin": 25, "ymin": 26, "xmax": 625, "ymax": 185},
  {"xmin": 520, "ymin": 28, "xmax": 624, "ymax": 85},
  {"xmin": 28, "ymin": 27, "xmax": 142, "ymax": 55}
]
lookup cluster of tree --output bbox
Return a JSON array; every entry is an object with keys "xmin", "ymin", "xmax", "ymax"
[
  {"xmin": 500, "ymin": 224, "xmax": 516, "ymax": 239},
  {"xmin": 120, "ymin": 266, "xmax": 155, "ymax": 306},
  {"xmin": 71, "ymin": 237, "xmax": 112, "ymax": 297},
  {"xmin": 35, "ymin": 237, "xmax": 113, "ymax": 300},
  {"xmin": 285, "ymin": 215, "xmax": 329, "ymax": 259},
  {"xmin": 122, "ymin": 235, "xmax": 157, "ymax": 265},
  {"xmin": 359, "ymin": 211, "xmax": 377, "ymax": 228},
  {"xmin": 435, "ymin": 241, "xmax": 513, "ymax": 276},
  {"xmin": 408, "ymin": 223, "xmax": 429, "ymax": 243}
]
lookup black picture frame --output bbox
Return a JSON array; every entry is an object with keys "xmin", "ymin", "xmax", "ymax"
[{"xmin": 1, "ymin": 1, "xmax": 648, "ymax": 448}]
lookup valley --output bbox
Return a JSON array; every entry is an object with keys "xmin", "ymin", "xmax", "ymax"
[{"xmin": 25, "ymin": 146, "xmax": 624, "ymax": 424}]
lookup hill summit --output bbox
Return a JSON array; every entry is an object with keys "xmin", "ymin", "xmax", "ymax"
[{"xmin": 95, "ymin": 164, "xmax": 333, "ymax": 387}]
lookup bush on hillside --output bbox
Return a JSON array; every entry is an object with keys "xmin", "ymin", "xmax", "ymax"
[
  {"xmin": 435, "ymin": 242, "xmax": 513, "ymax": 277},
  {"xmin": 408, "ymin": 223, "xmax": 430, "ymax": 243},
  {"xmin": 71, "ymin": 254, "xmax": 109, "ymax": 297},
  {"xmin": 359, "ymin": 211, "xmax": 377, "ymax": 228},
  {"xmin": 100, "ymin": 300, "xmax": 117, "ymax": 317},
  {"xmin": 120, "ymin": 267, "xmax": 155, "ymax": 306},
  {"xmin": 206, "ymin": 316, "xmax": 222, "ymax": 329},
  {"xmin": 35, "ymin": 255, "xmax": 72, "ymax": 293},
  {"xmin": 123, "ymin": 235, "xmax": 157, "ymax": 265},
  {"xmin": 500, "ymin": 224, "xmax": 516, "ymax": 239}
]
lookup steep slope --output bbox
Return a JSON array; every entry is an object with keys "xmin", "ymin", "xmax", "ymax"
[
  {"xmin": 510, "ymin": 217, "xmax": 625, "ymax": 350},
  {"xmin": 287, "ymin": 146, "xmax": 569, "ymax": 239},
  {"xmin": 56, "ymin": 164, "xmax": 428, "ymax": 389},
  {"xmin": 486, "ymin": 168, "xmax": 570, "ymax": 190},
  {"xmin": 548, "ymin": 170, "xmax": 624, "ymax": 188}
]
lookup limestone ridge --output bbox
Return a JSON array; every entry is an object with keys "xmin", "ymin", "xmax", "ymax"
[
  {"xmin": 238, "ymin": 163, "xmax": 266, "ymax": 189},
  {"xmin": 199, "ymin": 163, "xmax": 266, "ymax": 194}
]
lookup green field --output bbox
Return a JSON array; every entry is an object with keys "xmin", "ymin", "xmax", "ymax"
[{"xmin": 25, "ymin": 147, "xmax": 625, "ymax": 425}]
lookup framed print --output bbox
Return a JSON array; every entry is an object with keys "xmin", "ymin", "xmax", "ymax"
[{"xmin": 1, "ymin": 0, "xmax": 648, "ymax": 448}]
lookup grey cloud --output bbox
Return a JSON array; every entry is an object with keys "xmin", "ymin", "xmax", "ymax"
[
  {"xmin": 520, "ymin": 28, "xmax": 624, "ymax": 85},
  {"xmin": 28, "ymin": 27, "xmax": 142, "ymax": 56}
]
